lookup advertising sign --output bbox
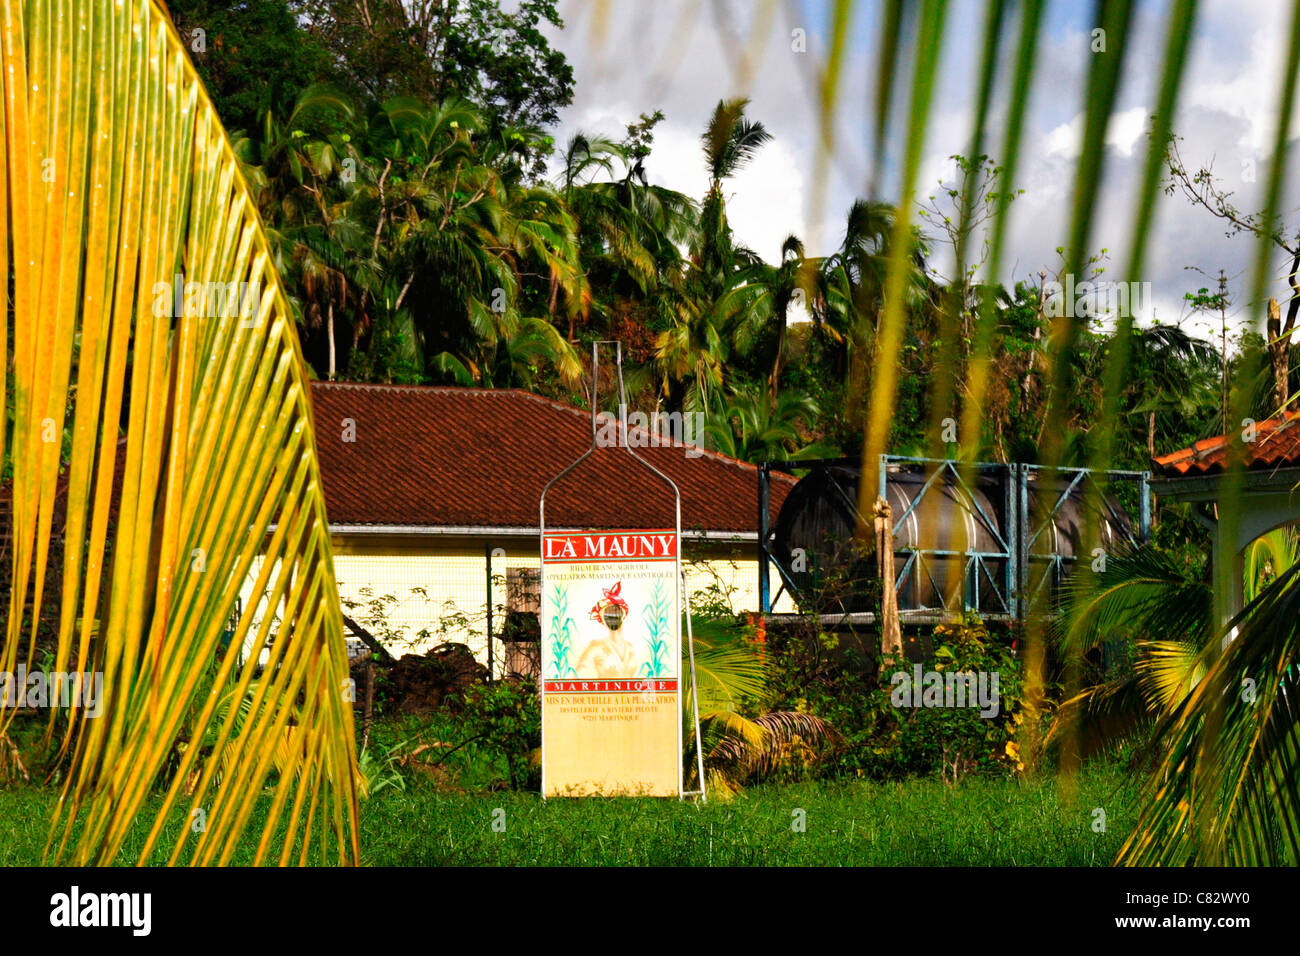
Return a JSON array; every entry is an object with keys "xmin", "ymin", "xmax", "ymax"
[{"xmin": 540, "ymin": 529, "xmax": 681, "ymax": 796}]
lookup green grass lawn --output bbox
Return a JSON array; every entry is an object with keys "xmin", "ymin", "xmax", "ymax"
[{"xmin": 0, "ymin": 763, "xmax": 1139, "ymax": 866}]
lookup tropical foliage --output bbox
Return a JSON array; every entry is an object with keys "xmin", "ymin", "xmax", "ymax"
[
  {"xmin": 1119, "ymin": 558, "xmax": 1300, "ymax": 865},
  {"xmin": 7, "ymin": 0, "xmax": 1300, "ymax": 867}
]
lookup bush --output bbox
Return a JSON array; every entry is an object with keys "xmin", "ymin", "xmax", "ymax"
[
  {"xmin": 456, "ymin": 678, "xmax": 541, "ymax": 791},
  {"xmin": 766, "ymin": 613, "xmax": 1026, "ymax": 783}
]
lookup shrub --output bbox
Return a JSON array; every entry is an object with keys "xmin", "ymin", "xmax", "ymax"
[
  {"xmin": 456, "ymin": 679, "xmax": 541, "ymax": 791},
  {"xmin": 766, "ymin": 612, "xmax": 1026, "ymax": 783}
]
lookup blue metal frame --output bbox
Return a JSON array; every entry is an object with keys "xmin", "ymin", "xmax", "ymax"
[
  {"xmin": 758, "ymin": 455, "xmax": 1152, "ymax": 621},
  {"xmin": 1016, "ymin": 463, "xmax": 1150, "ymax": 618},
  {"xmin": 880, "ymin": 455, "xmax": 1019, "ymax": 619}
]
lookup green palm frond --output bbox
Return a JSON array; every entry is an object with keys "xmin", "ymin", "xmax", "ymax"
[
  {"xmin": 1053, "ymin": 544, "xmax": 1211, "ymax": 656},
  {"xmin": 1133, "ymin": 638, "xmax": 1209, "ymax": 715},
  {"xmin": 687, "ymin": 622, "xmax": 768, "ymax": 713},
  {"xmin": 1243, "ymin": 527, "xmax": 1300, "ymax": 602},
  {"xmin": 1119, "ymin": 561, "xmax": 1300, "ymax": 865},
  {"xmin": 701, "ymin": 98, "xmax": 772, "ymax": 183},
  {"xmin": 1047, "ymin": 675, "xmax": 1153, "ymax": 756}
]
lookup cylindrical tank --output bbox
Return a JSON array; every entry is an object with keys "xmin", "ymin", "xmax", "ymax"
[
  {"xmin": 772, "ymin": 462, "xmax": 1131, "ymax": 615},
  {"xmin": 1020, "ymin": 470, "xmax": 1131, "ymax": 604}
]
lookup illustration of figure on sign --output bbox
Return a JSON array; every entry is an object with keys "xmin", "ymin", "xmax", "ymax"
[{"xmin": 576, "ymin": 581, "xmax": 637, "ymax": 677}]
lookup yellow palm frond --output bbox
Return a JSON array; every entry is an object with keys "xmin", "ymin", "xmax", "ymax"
[
  {"xmin": 1, "ymin": 0, "xmax": 358, "ymax": 865},
  {"xmin": 1134, "ymin": 639, "xmax": 1207, "ymax": 715}
]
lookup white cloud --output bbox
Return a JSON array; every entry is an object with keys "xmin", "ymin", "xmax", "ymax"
[
  {"xmin": 545, "ymin": 0, "xmax": 1295, "ymax": 341},
  {"xmin": 1043, "ymin": 106, "xmax": 1149, "ymax": 161},
  {"xmin": 726, "ymin": 139, "xmax": 808, "ymax": 261}
]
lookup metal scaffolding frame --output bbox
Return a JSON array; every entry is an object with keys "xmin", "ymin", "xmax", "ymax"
[{"xmin": 758, "ymin": 455, "xmax": 1151, "ymax": 623}]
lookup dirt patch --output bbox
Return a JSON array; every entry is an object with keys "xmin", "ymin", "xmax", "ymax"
[{"xmin": 358, "ymin": 643, "xmax": 487, "ymax": 717}]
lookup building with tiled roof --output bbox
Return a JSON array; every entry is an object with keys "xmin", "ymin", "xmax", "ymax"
[
  {"xmin": 3, "ymin": 382, "xmax": 798, "ymax": 668},
  {"xmin": 296, "ymin": 382, "xmax": 797, "ymax": 667},
  {"xmin": 1151, "ymin": 409, "xmax": 1300, "ymax": 625},
  {"xmin": 1152, "ymin": 408, "xmax": 1300, "ymax": 476},
  {"xmin": 309, "ymin": 382, "xmax": 793, "ymax": 534}
]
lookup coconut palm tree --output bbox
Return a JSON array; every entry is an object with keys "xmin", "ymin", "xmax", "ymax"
[
  {"xmin": 655, "ymin": 99, "xmax": 771, "ymax": 415},
  {"xmin": 1117, "ymin": 546, "xmax": 1300, "ymax": 865},
  {"xmin": 816, "ymin": 199, "xmax": 931, "ymax": 387},
  {"xmin": 693, "ymin": 98, "xmax": 771, "ymax": 299},
  {"xmin": 721, "ymin": 235, "xmax": 820, "ymax": 408},
  {"xmin": 1050, "ymin": 529, "xmax": 1300, "ymax": 802}
]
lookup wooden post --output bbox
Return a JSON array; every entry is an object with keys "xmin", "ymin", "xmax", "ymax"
[
  {"xmin": 361, "ymin": 659, "xmax": 375, "ymax": 753},
  {"xmin": 874, "ymin": 496, "xmax": 902, "ymax": 659}
]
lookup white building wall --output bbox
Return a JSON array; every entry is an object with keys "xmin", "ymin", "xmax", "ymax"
[{"xmin": 238, "ymin": 534, "xmax": 797, "ymax": 670}]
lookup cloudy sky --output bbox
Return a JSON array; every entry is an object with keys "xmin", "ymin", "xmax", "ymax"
[{"xmin": 539, "ymin": 0, "xmax": 1300, "ymax": 338}]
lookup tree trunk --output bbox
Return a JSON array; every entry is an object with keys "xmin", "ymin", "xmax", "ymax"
[
  {"xmin": 1269, "ymin": 261, "xmax": 1300, "ymax": 412},
  {"xmin": 327, "ymin": 301, "xmax": 336, "ymax": 381},
  {"xmin": 1268, "ymin": 296, "xmax": 1288, "ymax": 412},
  {"xmin": 768, "ymin": 310, "xmax": 786, "ymax": 409},
  {"xmin": 342, "ymin": 614, "xmax": 395, "ymax": 663}
]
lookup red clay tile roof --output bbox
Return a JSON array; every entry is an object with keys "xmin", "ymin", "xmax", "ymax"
[
  {"xmin": 1153, "ymin": 408, "xmax": 1300, "ymax": 476},
  {"xmin": 309, "ymin": 382, "xmax": 795, "ymax": 533}
]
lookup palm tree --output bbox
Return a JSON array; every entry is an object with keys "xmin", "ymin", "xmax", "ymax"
[
  {"xmin": 559, "ymin": 132, "xmax": 696, "ymax": 344},
  {"xmin": 1117, "ymin": 548, "xmax": 1300, "ymax": 865},
  {"xmin": 233, "ymin": 86, "xmax": 376, "ymax": 379},
  {"xmin": 655, "ymin": 99, "xmax": 771, "ymax": 415},
  {"xmin": 1, "ymin": 0, "xmax": 357, "ymax": 865},
  {"xmin": 706, "ymin": 382, "xmax": 830, "ymax": 464},
  {"xmin": 1050, "ymin": 526, "xmax": 1300, "ymax": 748},
  {"xmin": 721, "ymin": 235, "xmax": 819, "ymax": 408},
  {"xmin": 816, "ymin": 200, "xmax": 930, "ymax": 388},
  {"xmin": 680, "ymin": 617, "xmax": 837, "ymax": 795},
  {"xmin": 338, "ymin": 97, "xmax": 583, "ymax": 387},
  {"xmin": 1047, "ymin": 544, "xmax": 1212, "ymax": 755},
  {"xmin": 694, "ymin": 98, "xmax": 771, "ymax": 297},
  {"xmin": 1127, "ymin": 323, "xmax": 1219, "ymax": 461}
]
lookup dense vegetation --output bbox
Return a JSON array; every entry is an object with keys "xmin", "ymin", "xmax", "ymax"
[{"xmin": 165, "ymin": 0, "xmax": 1295, "ymax": 473}]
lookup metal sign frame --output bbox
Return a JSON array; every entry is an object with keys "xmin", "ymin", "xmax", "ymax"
[{"xmin": 538, "ymin": 340, "xmax": 707, "ymax": 800}]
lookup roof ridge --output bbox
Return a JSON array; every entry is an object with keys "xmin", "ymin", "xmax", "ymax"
[
  {"xmin": 309, "ymin": 381, "xmax": 798, "ymax": 484},
  {"xmin": 506, "ymin": 389, "xmax": 799, "ymax": 484}
]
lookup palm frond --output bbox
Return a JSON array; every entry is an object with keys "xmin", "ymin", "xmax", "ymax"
[
  {"xmin": 696, "ymin": 710, "xmax": 838, "ymax": 789},
  {"xmin": 2, "ymin": 0, "xmax": 358, "ymax": 865},
  {"xmin": 1047, "ymin": 675, "xmax": 1154, "ymax": 756},
  {"xmin": 1119, "ymin": 560, "xmax": 1300, "ymax": 865},
  {"xmin": 1133, "ymin": 638, "xmax": 1208, "ymax": 714},
  {"xmin": 1053, "ymin": 543, "xmax": 1211, "ymax": 655}
]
